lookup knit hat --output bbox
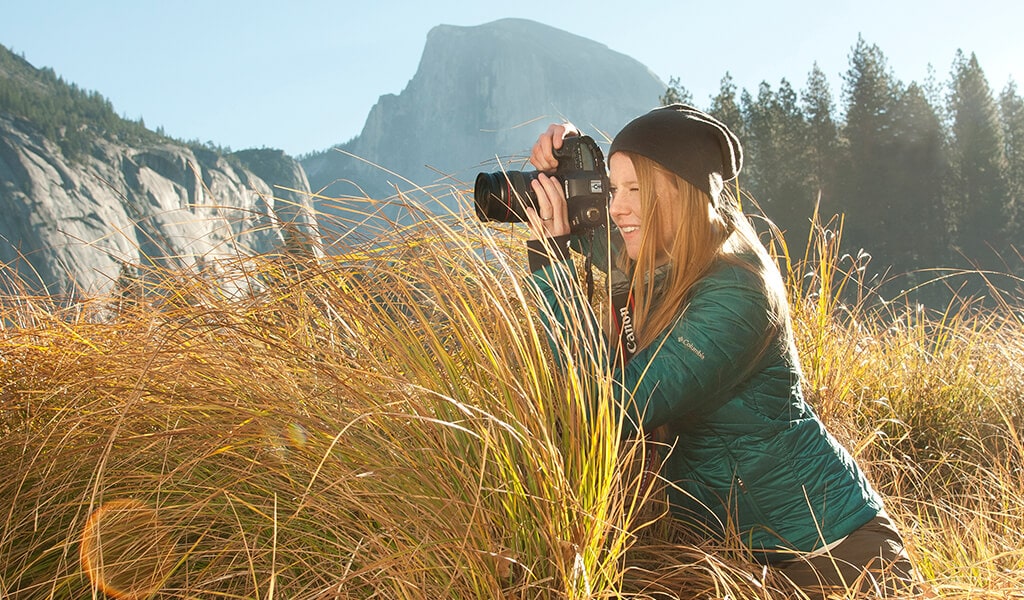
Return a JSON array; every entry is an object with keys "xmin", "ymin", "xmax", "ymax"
[{"xmin": 609, "ymin": 103, "xmax": 742, "ymax": 202}]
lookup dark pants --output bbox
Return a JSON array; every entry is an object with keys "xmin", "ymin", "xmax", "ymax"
[{"xmin": 773, "ymin": 513, "xmax": 919, "ymax": 598}]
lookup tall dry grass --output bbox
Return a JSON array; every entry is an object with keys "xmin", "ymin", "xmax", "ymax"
[
  {"xmin": 1, "ymin": 191, "xmax": 1023, "ymax": 599},
  {"xmin": 0, "ymin": 197, "xmax": 654, "ymax": 600},
  {"xmin": 782, "ymin": 208, "xmax": 1024, "ymax": 598}
]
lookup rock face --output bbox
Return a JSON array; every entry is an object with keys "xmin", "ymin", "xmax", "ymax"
[
  {"xmin": 301, "ymin": 18, "xmax": 666, "ymax": 224},
  {"xmin": 0, "ymin": 115, "xmax": 317, "ymax": 297}
]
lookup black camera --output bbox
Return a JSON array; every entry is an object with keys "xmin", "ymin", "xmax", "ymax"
[{"xmin": 474, "ymin": 135, "xmax": 610, "ymax": 234}]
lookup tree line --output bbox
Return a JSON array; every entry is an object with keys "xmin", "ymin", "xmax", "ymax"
[
  {"xmin": 0, "ymin": 45, "xmax": 167, "ymax": 156},
  {"xmin": 0, "ymin": 44, "xmax": 242, "ymax": 159},
  {"xmin": 665, "ymin": 36, "xmax": 1023, "ymax": 304}
]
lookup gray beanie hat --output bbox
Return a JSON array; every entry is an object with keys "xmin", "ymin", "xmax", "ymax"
[{"xmin": 609, "ymin": 104, "xmax": 742, "ymax": 202}]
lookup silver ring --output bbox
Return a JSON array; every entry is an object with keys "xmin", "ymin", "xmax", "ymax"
[{"xmin": 541, "ymin": 217, "xmax": 553, "ymax": 222}]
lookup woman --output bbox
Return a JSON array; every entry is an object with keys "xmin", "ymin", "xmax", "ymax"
[{"xmin": 522, "ymin": 104, "xmax": 916, "ymax": 596}]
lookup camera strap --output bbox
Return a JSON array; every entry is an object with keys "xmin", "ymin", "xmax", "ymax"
[
  {"xmin": 581, "ymin": 230, "xmax": 633, "ymax": 365},
  {"xmin": 610, "ymin": 286, "xmax": 638, "ymax": 367},
  {"xmin": 610, "ymin": 280, "xmax": 661, "ymax": 501}
]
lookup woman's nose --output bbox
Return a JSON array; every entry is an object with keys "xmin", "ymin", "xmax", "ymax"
[{"xmin": 609, "ymin": 192, "xmax": 626, "ymax": 216}]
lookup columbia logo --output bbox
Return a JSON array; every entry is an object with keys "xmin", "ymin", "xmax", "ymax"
[{"xmin": 678, "ymin": 337, "xmax": 705, "ymax": 360}]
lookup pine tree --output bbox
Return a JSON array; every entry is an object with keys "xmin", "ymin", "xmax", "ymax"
[
  {"xmin": 837, "ymin": 36, "xmax": 903, "ymax": 269},
  {"xmin": 801, "ymin": 63, "xmax": 839, "ymax": 218},
  {"xmin": 887, "ymin": 83, "xmax": 949, "ymax": 276},
  {"xmin": 741, "ymin": 80, "xmax": 812, "ymax": 242},
  {"xmin": 947, "ymin": 51, "xmax": 1011, "ymax": 270},
  {"xmin": 660, "ymin": 76, "xmax": 694, "ymax": 106},
  {"xmin": 999, "ymin": 81, "xmax": 1024, "ymax": 245},
  {"xmin": 708, "ymin": 73, "xmax": 744, "ymax": 140}
]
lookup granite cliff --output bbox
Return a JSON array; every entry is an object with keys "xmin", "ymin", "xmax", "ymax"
[
  {"xmin": 0, "ymin": 47, "xmax": 317, "ymax": 298},
  {"xmin": 301, "ymin": 18, "xmax": 666, "ymax": 228}
]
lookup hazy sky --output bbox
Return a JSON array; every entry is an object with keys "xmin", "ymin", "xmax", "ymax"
[{"xmin": 2, "ymin": 0, "xmax": 1021, "ymax": 157}]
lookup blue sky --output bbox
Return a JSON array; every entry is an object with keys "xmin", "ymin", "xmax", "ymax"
[{"xmin": 2, "ymin": 0, "xmax": 1021, "ymax": 157}]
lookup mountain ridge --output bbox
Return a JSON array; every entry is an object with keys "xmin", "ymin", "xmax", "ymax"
[
  {"xmin": 301, "ymin": 18, "xmax": 667, "ymax": 229},
  {"xmin": 1, "ymin": 18, "xmax": 671, "ymax": 295}
]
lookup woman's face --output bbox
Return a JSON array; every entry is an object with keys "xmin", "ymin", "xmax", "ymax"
[{"xmin": 609, "ymin": 153, "xmax": 675, "ymax": 262}]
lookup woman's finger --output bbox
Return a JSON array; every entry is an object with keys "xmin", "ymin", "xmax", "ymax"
[
  {"xmin": 532, "ymin": 174, "xmax": 570, "ymax": 238},
  {"xmin": 529, "ymin": 124, "xmax": 566, "ymax": 172}
]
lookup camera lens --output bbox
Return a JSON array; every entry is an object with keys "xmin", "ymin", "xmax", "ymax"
[{"xmin": 473, "ymin": 171, "xmax": 538, "ymax": 223}]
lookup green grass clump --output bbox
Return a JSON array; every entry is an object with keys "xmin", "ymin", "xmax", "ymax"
[{"xmin": 2, "ymin": 194, "xmax": 1024, "ymax": 599}]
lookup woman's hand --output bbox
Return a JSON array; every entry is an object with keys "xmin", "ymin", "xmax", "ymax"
[
  {"xmin": 529, "ymin": 122, "xmax": 581, "ymax": 172},
  {"xmin": 526, "ymin": 172, "xmax": 570, "ymax": 240},
  {"xmin": 526, "ymin": 122, "xmax": 579, "ymax": 239}
]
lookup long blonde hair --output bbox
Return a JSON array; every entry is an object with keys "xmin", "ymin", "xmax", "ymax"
[{"xmin": 616, "ymin": 152, "xmax": 789, "ymax": 350}]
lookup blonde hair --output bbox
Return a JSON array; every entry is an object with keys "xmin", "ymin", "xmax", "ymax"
[{"xmin": 615, "ymin": 152, "xmax": 789, "ymax": 350}]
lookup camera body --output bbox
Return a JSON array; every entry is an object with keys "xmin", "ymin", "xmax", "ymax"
[{"xmin": 474, "ymin": 135, "xmax": 610, "ymax": 234}]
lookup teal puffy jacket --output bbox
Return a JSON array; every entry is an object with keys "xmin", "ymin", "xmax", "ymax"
[{"xmin": 528, "ymin": 238, "xmax": 884, "ymax": 564}]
